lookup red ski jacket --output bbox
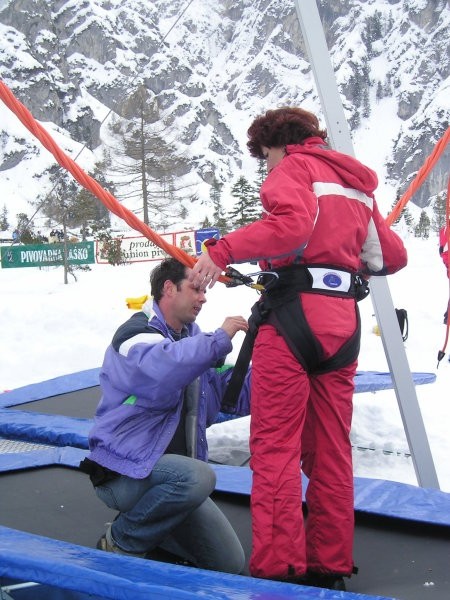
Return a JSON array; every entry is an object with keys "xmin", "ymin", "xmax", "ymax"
[{"xmin": 209, "ymin": 137, "xmax": 407, "ymax": 276}]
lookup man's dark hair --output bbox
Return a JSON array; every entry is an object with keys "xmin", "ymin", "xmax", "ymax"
[{"xmin": 150, "ymin": 258, "xmax": 187, "ymax": 302}]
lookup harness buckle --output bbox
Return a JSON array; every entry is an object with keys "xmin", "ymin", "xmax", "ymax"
[
  {"xmin": 354, "ymin": 273, "xmax": 370, "ymax": 302},
  {"xmin": 224, "ymin": 267, "xmax": 279, "ymax": 291},
  {"xmin": 255, "ymin": 271, "xmax": 279, "ymax": 291},
  {"xmin": 224, "ymin": 266, "xmax": 254, "ymax": 287}
]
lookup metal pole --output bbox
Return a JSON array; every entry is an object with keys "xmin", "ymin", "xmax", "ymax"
[{"xmin": 293, "ymin": 0, "xmax": 440, "ymax": 489}]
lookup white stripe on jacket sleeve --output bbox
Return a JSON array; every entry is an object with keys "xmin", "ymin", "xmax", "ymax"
[{"xmin": 119, "ymin": 333, "xmax": 163, "ymax": 357}]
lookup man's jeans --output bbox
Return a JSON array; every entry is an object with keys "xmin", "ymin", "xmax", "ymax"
[{"xmin": 95, "ymin": 454, "xmax": 245, "ymax": 574}]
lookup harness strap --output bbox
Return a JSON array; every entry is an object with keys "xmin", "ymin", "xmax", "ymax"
[
  {"xmin": 220, "ymin": 301, "xmax": 269, "ymax": 413},
  {"xmin": 265, "ymin": 296, "xmax": 322, "ymax": 372},
  {"xmin": 221, "ymin": 264, "xmax": 367, "ymax": 412},
  {"xmin": 269, "ymin": 298, "xmax": 361, "ymax": 375}
]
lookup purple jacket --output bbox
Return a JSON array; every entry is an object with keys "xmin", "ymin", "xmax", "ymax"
[{"xmin": 87, "ymin": 300, "xmax": 250, "ymax": 478}]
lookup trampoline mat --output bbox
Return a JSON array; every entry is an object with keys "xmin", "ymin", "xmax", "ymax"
[
  {"xmin": 8, "ymin": 387, "xmax": 102, "ymax": 419},
  {"xmin": 1, "ymin": 466, "xmax": 449, "ymax": 599}
]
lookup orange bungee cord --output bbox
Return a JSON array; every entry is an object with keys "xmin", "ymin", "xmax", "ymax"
[
  {"xmin": 385, "ymin": 129, "xmax": 450, "ymax": 365},
  {"xmin": 0, "ymin": 79, "xmax": 235, "ymax": 286},
  {"xmin": 386, "ymin": 127, "xmax": 450, "ymax": 227},
  {"xmin": 436, "ymin": 176, "xmax": 450, "ymax": 366}
]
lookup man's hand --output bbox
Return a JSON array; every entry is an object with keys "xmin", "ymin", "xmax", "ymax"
[
  {"xmin": 189, "ymin": 253, "xmax": 223, "ymax": 289},
  {"xmin": 220, "ymin": 316, "xmax": 249, "ymax": 339}
]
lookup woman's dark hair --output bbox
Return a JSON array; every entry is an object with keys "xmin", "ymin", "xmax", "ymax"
[
  {"xmin": 150, "ymin": 258, "xmax": 186, "ymax": 302},
  {"xmin": 247, "ymin": 107, "xmax": 327, "ymax": 159}
]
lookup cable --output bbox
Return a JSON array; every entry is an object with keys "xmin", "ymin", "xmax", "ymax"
[
  {"xmin": 386, "ymin": 127, "xmax": 450, "ymax": 227},
  {"xmin": 8, "ymin": 0, "xmax": 197, "ymax": 231},
  {"xmin": 0, "ymin": 78, "xmax": 237, "ymax": 283},
  {"xmin": 0, "ymin": 79, "xmax": 193, "ymax": 267}
]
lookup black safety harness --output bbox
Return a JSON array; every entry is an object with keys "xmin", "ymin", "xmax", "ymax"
[{"xmin": 221, "ymin": 264, "xmax": 370, "ymax": 412}]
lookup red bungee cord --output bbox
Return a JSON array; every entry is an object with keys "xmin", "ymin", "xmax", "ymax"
[
  {"xmin": 436, "ymin": 176, "xmax": 450, "ymax": 366},
  {"xmin": 386, "ymin": 127, "xmax": 450, "ymax": 227},
  {"xmin": 0, "ymin": 78, "xmax": 232, "ymax": 285}
]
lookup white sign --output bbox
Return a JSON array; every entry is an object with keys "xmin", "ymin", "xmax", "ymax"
[{"xmin": 96, "ymin": 231, "xmax": 196, "ymax": 264}]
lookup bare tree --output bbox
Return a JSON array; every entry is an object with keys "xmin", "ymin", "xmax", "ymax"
[{"xmin": 106, "ymin": 86, "xmax": 198, "ymax": 230}]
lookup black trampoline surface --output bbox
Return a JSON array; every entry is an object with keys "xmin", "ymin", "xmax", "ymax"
[
  {"xmin": 8, "ymin": 386, "xmax": 102, "ymax": 419},
  {"xmin": 1, "ymin": 465, "xmax": 449, "ymax": 600},
  {"xmin": 2, "ymin": 387, "xmax": 450, "ymax": 599}
]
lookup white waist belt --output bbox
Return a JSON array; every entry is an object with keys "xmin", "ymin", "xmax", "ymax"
[{"xmin": 306, "ymin": 267, "xmax": 352, "ymax": 293}]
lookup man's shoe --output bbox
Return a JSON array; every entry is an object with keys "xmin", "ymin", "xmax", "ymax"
[{"xmin": 96, "ymin": 532, "xmax": 146, "ymax": 558}]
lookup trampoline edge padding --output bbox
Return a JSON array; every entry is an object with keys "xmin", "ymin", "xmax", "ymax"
[
  {"xmin": 0, "ymin": 526, "xmax": 395, "ymax": 600},
  {"xmin": 0, "ymin": 368, "xmax": 436, "ymax": 409},
  {"xmin": 0, "ymin": 445, "xmax": 87, "ymax": 472},
  {"xmin": 211, "ymin": 464, "xmax": 450, "ymax": 528},
  {"xmin": 0, "ymin": 408, "xmax": 90, "ymax": 448},
  {"xmin": 0, "ymin": 368, "xmax": 102, "ymax": 408}
]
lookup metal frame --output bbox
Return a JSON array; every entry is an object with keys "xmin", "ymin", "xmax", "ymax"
[{"xmin": 293, "ymin": 0, "xmax": 439, "ymax": 489}]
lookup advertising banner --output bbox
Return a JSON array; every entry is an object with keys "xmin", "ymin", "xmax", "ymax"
[
  {"xmin": 1, "ymin": 229, "xmax": 222, "ymax": 268},
  {"xmin": 194, "ymin": 228, "xmax": 220, "ymax": 255},
  {"xmin": 96, "ymin": 231, "xmax": 197, "ymax": 264},
  {"xmin": 1, "ymin": 242, "xmax": 95, "ymax": 269}
]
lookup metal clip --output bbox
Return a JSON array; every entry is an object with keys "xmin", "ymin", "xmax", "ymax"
[
  {"xmin": 224, "ymin": 266, "xmax": 254, "ymax": 288},
  {"xmin": 253, "ymin": 271, "xmax": 279, "ymax": 291}
]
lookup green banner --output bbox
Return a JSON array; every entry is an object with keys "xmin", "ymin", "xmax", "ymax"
[{"xmin": 1, "ymin": 242, "xmax": 95, "ymax": 269}]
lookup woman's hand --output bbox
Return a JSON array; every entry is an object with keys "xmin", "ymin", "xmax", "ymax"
[{"xmin": 188, "ymin": 253, "xmax": 223, "ymax": 289}]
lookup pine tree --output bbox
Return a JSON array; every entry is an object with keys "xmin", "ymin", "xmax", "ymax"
[
  {"xmin": 34, "ymin": 168, "xmax": 84, "ymax": 283},
  {"xmin": 255, "ymin": 159, "xmax": 267, "ymax": 189},
  {"xmin": 431, "ymin": 191, "xmax": 447, "ymax": 232},
  {"xmin": 201, "ymin": 215, "xmax": 212, "ymax": 229},
  {"xmin": 0, "ymin": 204, "xmax": 9, "ymax": 231},
  {"xmin": 209, "ymin": 176, "xmax": 229, "ymax": 234},
  {"xmin": 402, "ymin": 206, "xmax": 414, "ymax": 231},
  {"xmin": 390, "ymin": 196, "xmax": 402, "ymax": 225},
  {"xmin": 390, "ymin": 195, "xmax": 414, "ymax": 230},
  {"xmin": 375, "ymin": 81, "xmax": 383, "ymax": 101},
  {"xmin": 35, "ymin": 159, "xmax": 112, "ymax": 239},
  {"xmin": 414, "ymin": 210, "xmax": 430, "ymax": 239},
  {"xmin": 228, "ymin": 176, "xmax": 260, "ymax": 228},
  {"xmin": 250, "ymin": 160, "xmax": 265, "ymax": 219},
  {"xmin": 15, "ymin": 213, "xmax": 35, "ymax": 244},
  {"xmin": 75, "ymin": 187, "xmax": 111, "ymax": 238},
  {"xmin": 362, "ymin": 86, "xmax": 371, "ymax": 118},
  {"xmin": 37, "ymin": 168, "xmax": 79, "ymax": 228}
]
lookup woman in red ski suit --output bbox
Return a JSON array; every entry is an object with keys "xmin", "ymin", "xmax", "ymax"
[{"xmin": 189, "ymin": 107, "xmax": 408, "ymax": 589}]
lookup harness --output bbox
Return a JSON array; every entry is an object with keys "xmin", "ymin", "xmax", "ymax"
[{"xmin": 221, "ymin": 264, "xmax": 369, "ymax": 412}]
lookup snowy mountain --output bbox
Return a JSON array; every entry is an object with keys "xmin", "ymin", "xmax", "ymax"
[{"xmin": 0, "ymin": 0, "xmax": 449, "ymax": 229}]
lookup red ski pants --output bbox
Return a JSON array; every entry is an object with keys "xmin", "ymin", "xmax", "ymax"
[{"xmin": 249, "ymin": 297, "xmax": 357, "ymax": 579}]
